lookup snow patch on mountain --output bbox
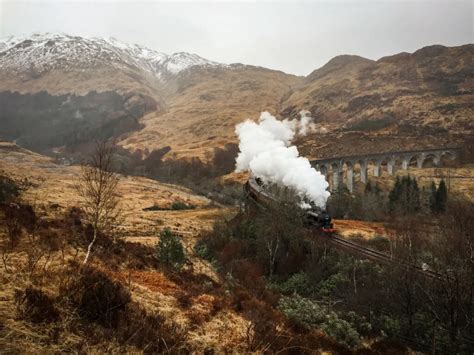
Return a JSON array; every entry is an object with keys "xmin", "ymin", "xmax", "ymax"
[{"xmin": 0, "ymin": 33, "xmax": 222, "ymax": 79}]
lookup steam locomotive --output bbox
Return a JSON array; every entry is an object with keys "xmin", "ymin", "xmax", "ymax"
[{"xmin": 244, "ymin": 176, "xmax": 335, "ymax": 234}]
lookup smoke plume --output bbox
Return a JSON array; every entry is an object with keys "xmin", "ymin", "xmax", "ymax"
[{"xmin": 235, "ymin": 111, "xmax": 330, "ymax": 208}]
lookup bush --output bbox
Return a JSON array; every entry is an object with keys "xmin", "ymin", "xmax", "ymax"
[
  {"xmin": 278, "ymin": 294, "xmax": 360, "ymax": 348},
  {"xmin": 4, "ymin": 203, "xmax": 37, "ymax": 247},
  {"xmin": 156, "ymin": 228, "xmax": 186, "ymax": 269},
  {"xmin": 0, "ymin": 175, "xmax": 20, "ymax": 203},
  {"xmin": 276, "ymin": 271, "xmax": 315, "ymax": 297},
  {"xmin": 60, "ymin": 265, "xmax": 131, "ymax": 328},
  {"xmin": 278, "ymin": 294, "xmax": 326, "ymax": 329},
  {"xmin": 116, "ymin": 301, "xmax": 187, "ymax": 353},
  {"xmin": 170, "ymin": 201, "xmax": 196, "ymax": 210},
  {"xmin": 321, "ymin": 313, "xmax": 360, "ymax": 348},
  {"xmin": 142, "ymin": 204, "xmax": 166, "ymax": 211},
  {"xmin": 15, "ymin": 286, "xmax": 59, "ymax": 324},
  {"xmin": 194, "ymin": 240, "xmax": 213, "ymax": 260}
]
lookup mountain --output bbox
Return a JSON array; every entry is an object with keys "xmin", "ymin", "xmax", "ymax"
[
  {"xmin": 285, "ymin": 44, "xmax": 473, "ymax": 158},
  {"xmin": 0, "ymin": 33, "xmax": 472, "ymax": 161},
  {"xmin": 0, "ymin": 33, "xmax": 221, "ymax": 93},
  {"xmin": 0, "ymin": 33, "xmax": 299, "ymax": 158}
]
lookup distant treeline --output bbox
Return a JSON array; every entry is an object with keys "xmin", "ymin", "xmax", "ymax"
[{"xmin": 113, "ymin": 143, "xmax": 239, "ymax": 183}]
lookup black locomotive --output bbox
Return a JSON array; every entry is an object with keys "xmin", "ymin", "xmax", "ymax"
[
  {"xmin": 244, "ymin": 176, "xmax": 335, "ymax": 234},
  {"xmin": 306, "ymin": 209, "xmax": 335, "ymax": 233}
]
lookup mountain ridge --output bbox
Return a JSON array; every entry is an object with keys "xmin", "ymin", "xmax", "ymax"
[{"xmin": 0, "ymin": 33, "xmax": 472, "ymax": 161}]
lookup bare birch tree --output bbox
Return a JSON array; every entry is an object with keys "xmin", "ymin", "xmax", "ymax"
[{"xmin": 76, "ymin": 140, "xmax": 121, "ymax": 264}]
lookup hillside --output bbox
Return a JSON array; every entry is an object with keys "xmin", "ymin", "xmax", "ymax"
[
  {"xmin": 0, "ymin": 34, "xmax": 472, "ymax": 161},
  {"xmin": 0, "ymin": 142, "xmax": 364, "ymax": 353},
  {"xmin": 286, "ymin": 45, "xmax": 473, "ymax": 157},
  {"xmin": 0, "ymin": 33, "xmax": 299, "ymax": 159},
  {"xmin": 120, "ymin": 65, "xmax": 300, "ymax": 159}
]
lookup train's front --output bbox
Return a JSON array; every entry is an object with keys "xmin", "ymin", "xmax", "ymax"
[{"xmin": 320, "ymin": 211, "xmax": 335, "ymax": 234}]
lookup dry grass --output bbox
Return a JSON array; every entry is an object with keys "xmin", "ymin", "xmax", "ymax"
[
  {"xmin": 119, "ymin": 66, "xmax": 300, "ymax": 160},
  {"xmin": 0, "ymin": 142, "xmax": 265, "ymax": 352},
  {"xmin": 334, "ymin": 219, "xmax": 391, "ymax": 240}
]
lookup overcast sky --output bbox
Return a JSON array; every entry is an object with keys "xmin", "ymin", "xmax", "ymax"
[{"xmin": 0, "ymin": 0, "xmax": 472, "ymax": 75}]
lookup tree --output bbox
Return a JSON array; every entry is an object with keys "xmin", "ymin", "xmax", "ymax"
[
  {"xmin": 429, "ymin": 179, "xmax": 448, "ymax": 214},
  {"xmin": 364, "ymin": 181, "xmax": 373, "ymax": 194},
  {"xmin": 424, "ymin": 197, "xmax": 474, "ymax": 352},
  {"xmin": 389, "ymin": 176, "xmax": 420, "ymax": 215},
  {"xmin": 156, "ymin": 228, "xmax": 186, "ymax": 269},
  {"xmin": 435, "ymin": 179, "xmax": 448, "ymax": 213},
  {"xmin": 327, "ymin": 186, "xmax": 354, "ymax": 219},
  {"xmin": 389, "ymin": 176, "xmax": 402, "ymax": 211},
  {"xmin": 76, "ymin": 140, "xmax": 121, "ymax": 264},
  {"xmin": 429, "ymin": 181, "xmax": 437, "ymax": 213},
  {"xmin": 255, "ymin": 196, "xmax": 307, "ymax": 278}
]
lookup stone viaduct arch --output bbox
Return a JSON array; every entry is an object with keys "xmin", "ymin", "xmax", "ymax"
[{"xmin": 311, "ymin": 147, "xmax": 460, "ymax": 192}]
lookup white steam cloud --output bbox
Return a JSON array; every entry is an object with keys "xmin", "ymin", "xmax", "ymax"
[{"xmin": 235, "ymin": 111, "xmax": 330, "ymax": 208}]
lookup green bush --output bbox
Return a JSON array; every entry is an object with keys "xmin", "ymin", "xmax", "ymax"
[
  {"xmin": 315, "ymin": 272, "xmax": 349, "ymax": 300},
  {"xmin": 278, "ymin": 294, "xmax": 360, "ymax": 348},
  {"xmin": 321, "ymin": 313, "xmax": 361, "ymax": 348},
  {"xmin": 171, "ymin": 201, "xmax": 196, "ymax": 210},
  {"xmin": 278, "ymin": 294, "xmax": 326, "ymax": 328},
  {"xmin": 142, "ymin": 204, "xmax": 166, "ymax": 211},
  {"xmin": 276, "ymin": 271, "xmax": 314, "ymax": 297},
  {"xmin": 194, "ymin": 240, "xmax": 212, "ymax": 260},
  {"xmin": 156, "ymin": 228, "xmax": 186, "ymax": 269}
]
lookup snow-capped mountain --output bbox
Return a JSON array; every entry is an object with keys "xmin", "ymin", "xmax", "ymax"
[{"xmin": 0, "ymin": 33, "xmax": 221, "ymax": 79}]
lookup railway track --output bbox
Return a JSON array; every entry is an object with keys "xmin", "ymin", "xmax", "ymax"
[
  {"xmin": 244, "ymin": 177, "xmax": 442, "ymax": 280},
  {"xmin": 326, "ymin": 234, "xmax": 441, "ymax": 279}
]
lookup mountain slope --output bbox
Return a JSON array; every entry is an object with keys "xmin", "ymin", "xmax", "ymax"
[
  {"xmin": 283, "ymin": 45, "xmax": 473, "ymax": 136},
  {"xmin": 0, "ymin": 33, "xmax": 221, "ymax": 95},
  {"xmin": 0, "ymin": 34, "xmax": 471, "ymax": 161},
  {"xmin": 0, "ymin": 33, "xmax": 300, "ymax": 158},
  {"xmin": 120, "ymin": 65, "xmax": 301, "ymax": 159}
]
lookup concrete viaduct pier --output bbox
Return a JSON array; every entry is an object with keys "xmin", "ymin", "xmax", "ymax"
[{"xmin": 311, "ymin": 147, "xmax": 460, "ymax": 192}]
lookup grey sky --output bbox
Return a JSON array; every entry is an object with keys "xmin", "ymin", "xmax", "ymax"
[{"xmin": 0, "ymin": 0, "xmax": 472, "ymax": 75}]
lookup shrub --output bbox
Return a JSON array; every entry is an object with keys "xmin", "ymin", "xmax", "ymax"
[
  {"xmin": 321, "ymin": 313, "xmax": 360, "ymax": 348},
  {"xmin": 14, "ymin": 286, "xmax": 59, "ymax": 323},
  {"xmin": 276, "ymin": 271, "xmax": 314, "ymax": 297},
  {"xmin": 171, "ymin": 201, "xmax": 196, "ymax": 210},
  {"xmin": 278, "ymin": 294, "xmax": 360, "ymax": 348},
  {"xmin": 194, "ymin": 240, "xmax": 213, "ymax": 260},
  {"xmin": 278, "ymin": 294, "xmax": 326, "ymax": 329},
  {"xmin": 0, "ymin": 175, "xmax": 20, "ymax": 203},
  {"xmin": 315, "ymin": 272, "xmax": 349, "ymax": 300},
  {"xmin": 142, "ymin": 204, "xmax": 166, "ymax": 211},
  {"xmin": 116, "ymin": 301, "xmax": 187, "ymax": 353},
  {"xmin": 61, "ymin": 265, "xmax": 131, "ymax": 328},
  {"xmin": 156, "ymin": 228, "xmax": 186, "ymax": 269},
  {"xmin": 4, "ymin": 203, "xmax": 37, "ymax": 247}
]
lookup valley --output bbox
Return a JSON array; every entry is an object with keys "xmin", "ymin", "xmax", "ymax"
[
  {"xmin": 0, "ymin": 32, "xmax": 473, "ymax": 353},
  {"xmin": 1, "ymin": 34, "xmax": 472, "ymax": 162}
]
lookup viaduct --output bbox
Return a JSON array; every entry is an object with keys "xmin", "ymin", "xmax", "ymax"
[{"xmin": 311, "ymin": 147, "xmax": 461, "ymax": 192}]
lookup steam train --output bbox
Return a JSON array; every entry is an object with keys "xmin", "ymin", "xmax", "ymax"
[{"xmin": 244, "ymin": 176, "xmax": 335, "ymax": 234}]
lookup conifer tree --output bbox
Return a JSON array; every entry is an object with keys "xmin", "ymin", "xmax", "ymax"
[
  {"xmin": 364, "ymin": 181, "xmax": 372, "ymax": 194},
  {"xmin": 389, "ymin": 176, "xmax": 401, "ymax": 211},
  {"xmin": 389, "ymin": 175, "xmax": 420, "ymax": 215},
  {"xmin": 429, "ymin": 181, "xmax": 437, "ymax": 213},
  {"xmin": 435, "ymin": 179, "xmax": 448, "ymax": 213},
  {"xmin": 410, "ymin": 178, "xmax": 420, "ymax": 212},
  {"xmin": 374, "ymin": 182, "xmax": 382, "ymax": 195}
]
